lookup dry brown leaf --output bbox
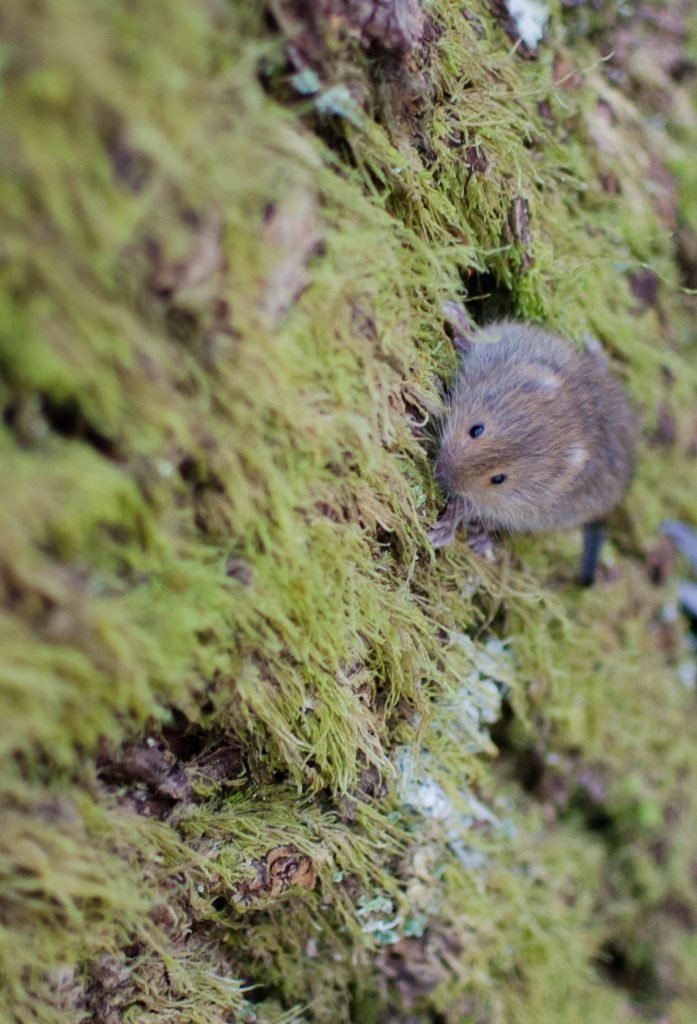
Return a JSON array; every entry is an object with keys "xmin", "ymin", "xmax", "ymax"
[
  {"xmin": 259, "ymin": 190, "xmax": 322, "ymax": 325},
  {"xmin": 231, "ymin": 844, "xmax": 318, "ymax": 906}
]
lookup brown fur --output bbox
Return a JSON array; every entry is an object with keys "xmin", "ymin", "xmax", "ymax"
[{"xmin": 433, "ymin": 321, "xmax": 636, "ymax": 538}]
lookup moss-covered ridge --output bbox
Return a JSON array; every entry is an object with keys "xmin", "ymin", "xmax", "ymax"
[{"xmin": 1, "ymin": 0, "xmax": 697, "ymax": 1021}]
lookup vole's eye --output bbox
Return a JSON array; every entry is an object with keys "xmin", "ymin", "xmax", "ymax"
[
  {"xmin": 469, "ymin": 424, "xmax": 484, "ymax": 438},
  {"xmin": 491, "ymin": 473, "xmax": 506, "ymax": 485}
]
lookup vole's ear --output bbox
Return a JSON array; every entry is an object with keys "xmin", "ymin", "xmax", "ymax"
[
  {"xmin": 583, "ymin": 335, "xmax": 608, "ymax": 368},
  {"xmin": 519, "ymin": 365, "xmax": 563, "ymax": 393}
]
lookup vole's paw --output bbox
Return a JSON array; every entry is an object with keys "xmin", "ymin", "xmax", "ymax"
[
  {"xmin": 428, "ymin": 496, "xmax": 466, "ymax": 549},
  {"xmin": 443, "ymin": 301, "xmax": 475, "ymax": 353},
  {"xmin": 428, "ymin": 518, "xmax": 457, "ymax": 549},
  {"xmin": 467, "ymin": 523, "xmax": 494, "ymax": 557}
]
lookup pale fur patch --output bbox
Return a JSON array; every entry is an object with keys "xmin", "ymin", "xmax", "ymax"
[
  {"xmin": 567, "ymin": 444, "xmax": 589, "ymax": 469},
  {"xmin": 529, "ymin": 365, "xmax": 562, "ymax": 390}
]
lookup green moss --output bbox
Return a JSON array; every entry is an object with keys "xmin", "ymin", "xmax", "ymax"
[{"xmin": 2, "ymin": 0, "xmax": 697, "ymax": 1021}]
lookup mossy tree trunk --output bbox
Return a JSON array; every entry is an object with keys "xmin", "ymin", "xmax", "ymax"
[{"xmin": 2, "ymin": 1, "xmax": 697, "ymax": 1022}]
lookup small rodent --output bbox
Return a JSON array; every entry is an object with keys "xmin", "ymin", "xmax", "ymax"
[{"xmin": 429, "ymin": 313, "xmax": 636, "ymax": 584}]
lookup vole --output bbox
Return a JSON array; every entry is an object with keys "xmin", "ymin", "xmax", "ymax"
[{"xmin": 429, "ymin": 310, "xmax": 636, "ymax": 584}]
